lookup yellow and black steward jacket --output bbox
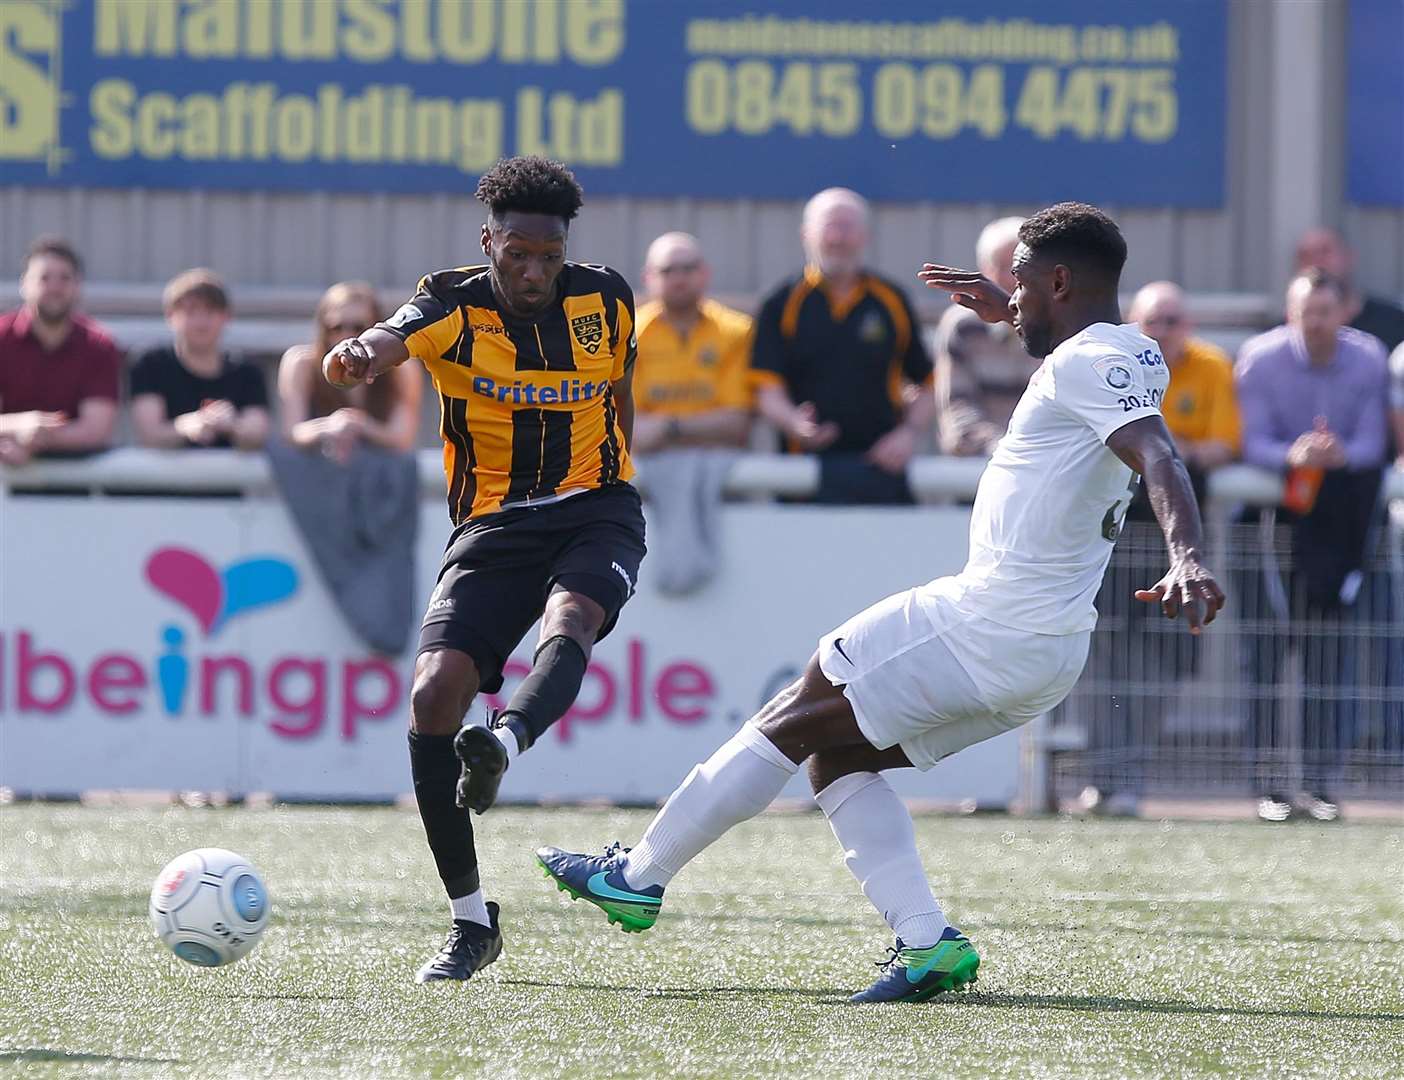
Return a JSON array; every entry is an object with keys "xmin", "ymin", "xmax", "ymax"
[{"xmin": 751, "ymin": 267, "xmax": 933, "ymax": 454}]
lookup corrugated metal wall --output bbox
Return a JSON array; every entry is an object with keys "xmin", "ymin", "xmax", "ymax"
[{"xmin": 1, "ymin": 1, "xmax": 1400, "ymax": 307}]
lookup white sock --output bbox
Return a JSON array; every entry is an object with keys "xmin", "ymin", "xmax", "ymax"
[
  {"xmin": 449, "ymin": 888, "xmax": 490, "ymax": 927},
  {"xmin": 622, "ymin": 723, "xmax": 798, "ymax": 891},
  {"xmin": 493, "ymin": 725, "xmax": 520, "ymax": 767},
  {"xmin": 814, "ymin": 771, "xmax": 949, "ymax": 949}
]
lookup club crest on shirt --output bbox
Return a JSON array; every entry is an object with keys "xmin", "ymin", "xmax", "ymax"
[
  {"xmin": 858, "ymin": 311, "xmax": 887, "ymax": 343},
  {"xmin": 571, "ymin": 312, "xmax": 604, "ymax": 354},
  {"xmin": 1093, "ymin": 356, "xmax": 1134, "ymax": 390},
  {"xmin": 385, "ymin": 303, "xmax": 423, "ymax": 330},
  {"xmin": 698, "ymin": 345, "xmax": 719, "ymax": 368}
]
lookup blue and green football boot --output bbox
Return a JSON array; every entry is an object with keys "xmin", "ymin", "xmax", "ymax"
[
  {"xmin": 850, "ymin": 926, "xmax": 980, "ymax": 1003},
  {"xmin": 536, "ymin": 843, "xmax": 663, "ymax": 933}
]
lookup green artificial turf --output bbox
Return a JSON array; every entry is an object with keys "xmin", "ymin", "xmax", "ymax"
[{"xmin": 2, "ymin": 804, "xmax": 1401, "ymax": 1078}]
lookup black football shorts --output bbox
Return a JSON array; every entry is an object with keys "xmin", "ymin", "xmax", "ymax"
[{"xmin": 417, "ymin": 483, "xmax": 647, "ymax": 693}]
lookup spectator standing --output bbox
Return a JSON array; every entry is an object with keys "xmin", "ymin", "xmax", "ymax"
[
  {"xmin": 1392, "ymin": 341, "xmax": 1404, "ymax": 468},
  {"xmin": 632, "ymin": 232, "xmax": 753, "ymax": 594},
  {"xmin": 130, "ymin": 270, "xmax": 269, "ymax": 450},
  {"xmin": 277, "ymin": 281, "xmax": 423, "ymax": 462},
  {"xmin": 0, "ymin": 236, "xmax": 120, "ymax": 465},
  {"xmin": 752, "ymin": 188, "xmax": 934, "ymax": 504},
  {"xmin": 1294, "ymin": 227, "xmax": 1404, "ymax": 353},
  {"xmin": 1236, "ymin": 269, "xmax": 1390, "ymax": 822},
  {"xmin": 1129, "ymin": 281, "xmax": 1241, "ymax": 499},
  {"xmin": 1385, "ymin": 341, "xmax": 1404, "ymax": 765},
  {"xmin": 1078, "ymin": 283, "xmax": 1241, "ymax": 816},
  {"xmin": 932, "ymin": 216, "xmax": 1040, "ymax": 456},
  {"xmin": 632, "ymin": 233, "xmax": 752, "ymax": 453}
]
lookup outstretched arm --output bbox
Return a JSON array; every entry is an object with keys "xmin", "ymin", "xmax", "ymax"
[
  {"xmin": 1106, "ymin": 415, "xmax": 1226, "ymax": 633},
  {"xmin": 323, "ymin": 328, "xmax": 410, "ymax": 389},
  {"xmin": 917, "ymin": 264, "xmax": 1013, "ymax": 325}
]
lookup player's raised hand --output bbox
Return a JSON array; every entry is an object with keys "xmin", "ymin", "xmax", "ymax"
[
  {"xmin": 918, "ymin": 264, "xmax": 1013, "ymax": 325},
  {"xmin": 323, "ymin": 337, "xmax": 375, "ymax": 389},
  {"xmin": 1135, "ymin": 558, "xmax": 1226, "ymax": 634}
]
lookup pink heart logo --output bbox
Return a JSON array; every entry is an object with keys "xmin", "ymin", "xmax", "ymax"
[{"xmin": 145, "ymin": 547, "xmax": 222, "ymax": 634}]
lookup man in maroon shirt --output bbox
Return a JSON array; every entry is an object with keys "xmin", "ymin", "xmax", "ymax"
[{"xmin": 0, "ymin": 237, "xmax": 121, "ymax": 465}]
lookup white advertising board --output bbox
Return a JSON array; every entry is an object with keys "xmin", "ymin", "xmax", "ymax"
[{"xmin": 0, "ymin": 495, "xmax": 1023, "ymax": 805}]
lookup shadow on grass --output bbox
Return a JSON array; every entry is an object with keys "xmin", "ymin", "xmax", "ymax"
[
  {"xmin": 946, "ymin": 991, "xmax": 1404, "ymax": 1024},
  {"xmin": 975, "ymin": 920, "xmax": 1404, "ymax": 949},
  {"xmin": 501, "ymin": 978, "xmax": 849, "ymax": 1004},
  {"xmin": 0, "ymin": 1049, "xmax": 179, "ymax": 1065},
  {"xmin": 500, "ymin": 980, "xmax": 1404, "ymax": 1023}
]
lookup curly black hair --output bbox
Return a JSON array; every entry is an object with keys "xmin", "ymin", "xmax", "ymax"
[
  {"xmin": 1018, "ymin": 202, "xmax": 1127, "ymax": 283},
  {"xmin": 476, "ymin": 156, "xmax": 583, "ymax": 224}
]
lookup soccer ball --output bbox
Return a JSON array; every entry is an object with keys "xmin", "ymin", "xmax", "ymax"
[{"xmin": 149, "ymin": 848, "xmax": 269, "ymax": 967}]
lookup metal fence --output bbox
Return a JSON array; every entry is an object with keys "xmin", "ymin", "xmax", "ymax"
[{"xmin": 1051, "ymin": 502, "xmax": 1404, "ymax": 804}]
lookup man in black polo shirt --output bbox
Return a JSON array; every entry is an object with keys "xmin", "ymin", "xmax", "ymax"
[{"xmin": 752, "ymin": 188, "xmax": 935, "ymax": 504}]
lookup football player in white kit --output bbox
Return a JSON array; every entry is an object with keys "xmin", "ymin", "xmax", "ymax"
[{"xmin": 537, "ymin": 203, "xmax": 1226, "ymax": 1003}]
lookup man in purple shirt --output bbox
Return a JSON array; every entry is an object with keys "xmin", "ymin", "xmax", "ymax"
[
  {"xmin": 1235, "ymin": 268, "xmax": 1389, "ymax": 823},
  {"xmin": 1238, "ymin": 270, "xmax": 1389, "ymax": 473}
]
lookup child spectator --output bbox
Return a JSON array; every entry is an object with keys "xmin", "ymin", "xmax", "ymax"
[{"xmin": 130, "ymin": 269, "xmax": 269, "ymax": 450}]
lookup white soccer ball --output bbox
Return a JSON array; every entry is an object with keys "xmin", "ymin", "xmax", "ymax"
[{"xmin": 149, "ymin": 848, "xmax": 269, "ymax": 967}]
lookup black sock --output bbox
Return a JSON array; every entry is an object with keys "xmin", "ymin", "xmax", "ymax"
[
  {"xmin": 499, "ymin": 634, "xmax": 588, "ymax": 751},
  {"xmin": 407, "ymin": 731, "xmax": 479, "ymax": 899}
]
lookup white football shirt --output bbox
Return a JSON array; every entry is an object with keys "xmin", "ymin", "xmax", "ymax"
[{"xmin": 950, "ymin": 321, "xmax": 1170, "ymax": 634}]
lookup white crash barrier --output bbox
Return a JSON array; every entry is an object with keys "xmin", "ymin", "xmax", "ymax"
[{"xmin": 3, "ymin": 452, "xmax": 1398, "ymax": 805}]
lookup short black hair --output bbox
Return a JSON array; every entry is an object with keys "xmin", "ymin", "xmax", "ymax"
[
  {"xmin": 1291, "ymin": 266, "xmax": 1347, "ymax": 301},
  {"xmin": 25, "ymin": 234, "xmax": 83, "ymax": 276},
  {"xmin": 476, "ymin": 156, "xmax": 583, "ymax": 225},
  {"xmin": 1018, "ymin": 202, "xmax": 1127, "ymax": 284}
]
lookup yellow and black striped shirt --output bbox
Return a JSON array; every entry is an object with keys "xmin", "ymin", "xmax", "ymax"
[{"xmin": 383, "ymin": 263, "xmax": 636, "ymax": 523}]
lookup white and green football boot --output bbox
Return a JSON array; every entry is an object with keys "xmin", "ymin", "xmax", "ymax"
[
  {"xmin": 850, "ymin": 927, "xmax": 980, "ymax": 1003},
  {"xmin": 536, "ymin": 843, "xmax": 663, "ymax": 933}
]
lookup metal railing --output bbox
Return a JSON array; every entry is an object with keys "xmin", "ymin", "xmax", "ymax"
[
  {"xmin": 6, "ymin": 447, "xmax": 1403, "ymax": 504},
  {"xmin": 1052, "ymin": 507, "xmax": 1404, "ymax": 804}
]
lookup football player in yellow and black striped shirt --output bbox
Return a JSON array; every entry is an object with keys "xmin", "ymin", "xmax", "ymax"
[{"xmin": 323, "ymin": 156, "xmax": 646, "ymax": 983}]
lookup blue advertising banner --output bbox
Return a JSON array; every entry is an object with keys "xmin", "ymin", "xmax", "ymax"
[
  {"xmin": 0, "ymin": 0, "xmax": 1226, "ymax": 205},
  {"xmin": 1347, "ymin": 0, "xmax": 1404, "ymax": 206}
]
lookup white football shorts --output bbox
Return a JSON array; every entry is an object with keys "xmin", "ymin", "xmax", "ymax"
[{"xmin": 817, "ymin": 577, "xmax": 1091, "ymax": 770}]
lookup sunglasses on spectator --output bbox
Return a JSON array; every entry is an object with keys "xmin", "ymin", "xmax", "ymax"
[
  {"xmin": 1142, "ymin": 314, "xmax": 1184, "ymax": 327},
  {"xmin": 325, "ymin": 320, "xmax": 372, "ymax": 334},
  {"xmin": 656, "ymin": 262, "xmax": 701, "ymax": 275}
]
